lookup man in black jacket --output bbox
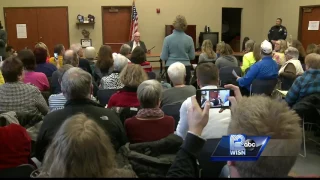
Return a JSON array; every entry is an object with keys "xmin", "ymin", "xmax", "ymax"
[
  {"xmin": 268, "ymin": 18, "xmax": 287, "ymax": 44},
  {"xmin": 128, "ymin": 32, "xmax": 147, "ymax": 53},
  {"xmin": 35, "ymin": 67, "xmax": 127, "ymax": 162}
]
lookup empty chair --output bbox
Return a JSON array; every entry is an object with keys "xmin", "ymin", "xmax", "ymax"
[
  {"xmin": 219, "ymin": 66, "xmax": 241, "ymax": 87},
  {"xmin": 279, "ymin": 76, "xmax": 295, "ymax": 91},
  {"xmin": 0, "ymin": 164, "xmax": 35, "ymax": 178},
  {"xmin": 161, "ymin": 101, "xmax": 183, "ymax": 130},
  {"xmin": 250, "ymin": 79, "xmax": 278, "ymax": 96},
  {"xmin": 97, "ymin": 89, "xmax": 118, "ymax": 107}
]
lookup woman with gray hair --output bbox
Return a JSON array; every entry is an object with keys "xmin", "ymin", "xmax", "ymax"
[
  {"xmin": 124, "ymin": 80, "xmax": 175, "ymax": 143},
  {"xmin": 279, "ymin": 47, "xmax": 304, "ymax": 79},
  {"xmin": 160, "ymin": 15, "xmax": 195, "ymax": 85},
  {"xmin": 100, "ymin": 53, "xmax": 128, "ymax": 89}
]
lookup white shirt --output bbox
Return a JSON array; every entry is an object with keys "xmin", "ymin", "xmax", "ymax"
[
  {"xmin": 132, "ymin": 41, "xmax": 140, "ymax": 52},
  {"xmin": 176, "ymin": 85, "xmax": 232, "ymax": 140},
  {"xmin": 278, "ymin": 59, "xmax": 304, "ymax": 75}
]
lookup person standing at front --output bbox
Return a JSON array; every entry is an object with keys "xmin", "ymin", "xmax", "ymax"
[
  {"xmin": 161, "ymin": 15, "xmax": 195, "ymax": 85},
  {"xmin": 268, "ymin": 18, "xmax": 287, "ymax": 44}
]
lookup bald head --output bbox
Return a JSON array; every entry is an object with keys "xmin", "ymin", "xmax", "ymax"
[
  {"xmin": 63, "ymin": 50, "xmax": 79, "ymax": 67},
  {"xmin": 134, "ymin": 32, "xmax": 141, "ymax": 43}
]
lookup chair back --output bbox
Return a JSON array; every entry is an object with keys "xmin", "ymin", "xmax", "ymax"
[
  {"xmin": 279, "ymin": 76, "xmax": 295, "ymax": 91},
  {"xmin": 41, "ymin": 91, "xmax": 51, "ymax": 105},
  {"xmin": 0, "ymin": 164, "xmax": 35, "ymax": 178},
  {"xmin": 161, "ymin": 101, "xmax": 183, "ymax": 130},
  {"xmin": 147, "ymin": 71, "xmax": 156, "ymax": 79},
  {"xmin": 97, "ymin": 89, "xmax": 119, "ymax": 107},
  {"xmin": 219, "ymin": 66, "xmax": 241, "ymax": 87},
  {"xmin": 111, "ymin": 106, "xmax": 140, "ymax": 125},
  {"xmin": 198, "ymin": 138, "xmax": 226, "ymax": 178},
  {"xmin": 250, "ymin": 79, "xmax": 278, "ymax": 96}
]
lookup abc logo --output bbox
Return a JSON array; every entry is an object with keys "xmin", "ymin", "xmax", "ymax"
[{"xmin": 244, "ymin": 139, "xmax": 256, "ymax": 151}]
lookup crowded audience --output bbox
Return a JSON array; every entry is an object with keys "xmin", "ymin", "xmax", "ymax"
[{"xmin": 306, "ymin": 43, "xmax": 320, "ymax": 55}]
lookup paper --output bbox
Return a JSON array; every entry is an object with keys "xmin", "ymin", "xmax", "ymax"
[
  {"xmin": 308, "ymin": 21, "xmax": 319, "ymax": 30},
  {"xmin": 16, "ymin": 24, "xmax": 27, "ymax": 39},
  {"xmin": 81, "ymin": 39, "xmax": 92, "ymax": 47},
  {"xmin": 276, "ymin": 89, "xmax": 288, "ymax": 96}
]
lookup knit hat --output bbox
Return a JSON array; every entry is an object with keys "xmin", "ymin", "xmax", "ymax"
[{"xmin": 261, "ymin": 40, "xmax": 273, "ymax": 54}]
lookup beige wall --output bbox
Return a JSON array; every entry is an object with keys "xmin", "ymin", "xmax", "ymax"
[{"xmin": 262, "ymin": 0, "xmax": 320, "ymax": 42}]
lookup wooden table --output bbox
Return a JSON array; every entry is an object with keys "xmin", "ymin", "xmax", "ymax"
[{"xmin": 146, "ymin": 52, "xmax": 245, "ymax": 74}]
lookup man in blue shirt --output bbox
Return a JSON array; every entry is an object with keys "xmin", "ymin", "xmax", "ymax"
[
  {"xmin": 235, "ymin": 40, "xmax": 278, "ymax": 95},
  {"xmin": 286, "ymin": 53, "xmax": 320, "ymax": 107}
]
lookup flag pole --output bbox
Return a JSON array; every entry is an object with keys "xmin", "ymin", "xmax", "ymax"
[{"xmin": 129, "ymin": 0, "xmax": 135, "ymax": 41}]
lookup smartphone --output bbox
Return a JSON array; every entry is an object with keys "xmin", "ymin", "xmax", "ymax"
[
  {"xmin": 196, "ymin": 89, "xmax": 233, "ymax": 108},
  {"xmin": 232, "ymin": 69, "xmax": 238, "ymax": 78},
  {"xmin": 54, "ymin": 53, "xmax": 58, "ymax": 61}
]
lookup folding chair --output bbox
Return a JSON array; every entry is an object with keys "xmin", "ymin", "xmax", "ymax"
[
  {"xmin": 161, "ymin": 101, "xmax": 183, "ymax": 130},
  {"xmin": 97, "ymin": 89, "xmax": 119, "ymax": 107},
  {"xmin": 250, "ymin": 79, "xmax": 278, "ymax": 96},
  {"xmin": 219, "ymin": 66, "xmax": 241, "ymax": 87},
  {"xmin": 279, "ymin": 76, "xmax": 296, "ymax": 91}
]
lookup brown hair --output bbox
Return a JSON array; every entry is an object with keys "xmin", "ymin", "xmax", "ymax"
[
  {"xmin": 39, "ymin": 114, "xmax": 136, "ymax": 178},
  {"xmin": 291, "ymin": 40, "xmax": 306, "ymax": 58},
  {"xmin": 1, "ymin": 56, "xmax": 23, "ymax": 82},
  {"xmin": 130, "ymin": 46, "xmax": 146, "ymax": 64},
  {"xmin": 217, "ymin": 42, "xmax": 233, "ymax": 56},
  {"xmin": 306, "ymin": 44, "xmax": 320, "ymax": 55},
  {"xmin": 253, "ymin": 43, "xmax": 262, "ymax": 61},
  {"xmin": 228, "ymin": 96, "xmax": 302, "ymax": 177},
  {"xmin": 305, "ymin": 53, "xmax": 320, "ymax": 69},
  {"xmin": 18, "ymin": 49, "xmax": 36, "ymax": 71},
  {"xmin": 96, "ymin": 45, "xmax": 114, "ymax": 72},
  {"xmin": 196, "ymin": 63, "xmax": 219, "ymax": 86},
  {"xmin": 120, "ymin": 64, "xmax": 148, "ymax": 88},
  {"xmin": 173, "ymin": 15, "xmax": 187, "ymax": 31},
  {"xmin": 35, "ymin": 42, "xmax": 50, "ymax": 57},
  {"xmin": 201, "ymin": 40, "xmax": 216, "ymax": 59}
]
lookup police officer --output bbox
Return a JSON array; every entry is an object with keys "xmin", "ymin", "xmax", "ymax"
[{"xmin": 268, "ymin": 18, "xmax": 287, "ymax": 45}]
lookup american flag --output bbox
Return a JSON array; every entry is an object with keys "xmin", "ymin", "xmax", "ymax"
[{"xmin": 129, "ymin": 1, "xmax": 138, "ymax": 41}]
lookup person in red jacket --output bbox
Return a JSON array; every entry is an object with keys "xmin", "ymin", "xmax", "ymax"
[
  {"xmin": 0, "ymin": 123, "xmax": 31, "ymax": 170},
  {"xmin": 130, "ymin": 46, "xmax": 152, "ymax": 73},
  {"xmin": 125, "ymin": 80, "xmax": 175, "ymax": 143},
  {"xmin": 107, "ymin": 64, "xmax": 148, "ymax": 108}
]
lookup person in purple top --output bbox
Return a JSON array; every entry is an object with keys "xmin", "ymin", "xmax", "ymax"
[{"xmin": 34, "ymin": 47, "xmax": 57, "ymax": 78}]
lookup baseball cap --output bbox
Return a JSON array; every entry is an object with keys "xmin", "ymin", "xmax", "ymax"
[{"xmin": 261, "ymin": 40, "xmax": 273, "ymax": 54}]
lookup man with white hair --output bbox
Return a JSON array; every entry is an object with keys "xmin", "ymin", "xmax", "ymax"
[
  {"xmin": 70, "ymin": 43, "xmax": 92, "ymax": 74},
  {"xmin": 128, "ymin": 32, "xmax": 147, "ymax": 53},
  {"xmin": 279, "ymin": 47, "xmax": 304, "ymax": 79},
  {"xmin": 161, "ymin": 62, "xmax": 196, "ymax": 107},
  {"xmin": 36, "ymin": 67, "xmax": 127, "ymax": 162},
  {"xmin": 119, "ymin": 44, "xmax": 132, "ymax": 61}
]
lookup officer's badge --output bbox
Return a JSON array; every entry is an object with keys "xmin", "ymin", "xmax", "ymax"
[{"xmin": 279, "ymin": 28, "xmax": 283, "ymax": 32}]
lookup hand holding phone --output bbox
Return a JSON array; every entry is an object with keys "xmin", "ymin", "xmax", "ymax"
[
  {"xmin": 54, "ymin": 53, "xmax": 58, "ymax": 61},
  {"xmin": 196, "ymin": 89, "xmax": 233, "ymax": 109},
  {"xmin": 232, "ymin": 69, "xmax": 239, "ymax": 78}
]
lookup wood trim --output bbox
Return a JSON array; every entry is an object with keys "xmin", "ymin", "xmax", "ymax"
[{"xmin": 298, "ymin": 5, "xmax": 320, "ymax": 41}]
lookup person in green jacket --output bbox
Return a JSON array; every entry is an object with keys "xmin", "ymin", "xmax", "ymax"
[{"xmin": 241, "ymin": 40, "xmax": 261, "ymax": 74}]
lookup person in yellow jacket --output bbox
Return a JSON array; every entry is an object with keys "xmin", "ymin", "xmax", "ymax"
[
  {"xmin": 0, "ymin": 71, "xmax": 4, "ymax": 85},
  {"xmin": 49, "ymin": 44, "xmax": 65, "ymax": 68},
  {"xmin": 241, "ymin": 40, "xmax": 262, "ymax": 74}
]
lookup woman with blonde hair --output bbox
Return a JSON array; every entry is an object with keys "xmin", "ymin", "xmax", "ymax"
[
  {"xmin": 36, "ymin": 114, "xmax": 135, "ymax": 178},
  {"xmin": 306, "ymin": 43, "xmax": 320, "ymax": 55},
  {"xmin": 215, "ymin": 42, "xmax": 238, "ymax": 69},
  {"xmin": 199, "ymin": 40, "xmax": 216, "ymax": 63},
  {"xmin": 35, "ymin": 42, "xmax": 50, "ymax": 63},
  {"xmin": 107, "ymin": 64, "xmax": 148, "ymax": 108},
  {"xmin": 241, "ymin": 40, "xmax": 261, "ymax": 73},
  {"xmin": 161, "ymin": 15, "xmax": 195, "ymax": 85},
  {"xmin": 273, "ymin": 39, "xmax": 288, "ymax": 65}
]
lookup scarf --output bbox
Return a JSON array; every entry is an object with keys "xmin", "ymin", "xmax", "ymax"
[{"xmin": 136, "ymin": 108, "xmax": 164, "ymax": 119}]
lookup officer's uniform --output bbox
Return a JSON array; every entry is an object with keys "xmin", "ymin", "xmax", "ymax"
[{"xmin": 268, "ymin": 25, "xmax": 287, "ymax": 41}]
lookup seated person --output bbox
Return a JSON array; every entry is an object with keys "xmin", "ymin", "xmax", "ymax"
[
  {"xmin": 100, "ymin": 53, "xmax": 128, "ymax": 90},
  {"xmin": 161, "ymin": 62, "xmax": 196, "ymax": 107},
  {"xmin": 241, "ymin": 40, "xmax": 261, "ymax": 74},
  {"xmin": 208, "ymin": 91, "xmax": 223, "ymax": 107},
  {"xmin": 119, "ymin": 44, "xmax": 132, "ymax": 61},
  {"xmin": 107, "ymin": 64, "xmax": 148, "ymax": 108},
  {"xmin": 278, "ymin": 47, "xmax": 304, "ymax": 79},
  {"xmin": 94, "ymin": 45, "xmax": 114, "ymax": 85},
  {"xmin": 0, "ymin": 56, "xmax": 48, "ymax": 115},
  {"xmin": 273, "ymin": 39, "xmax": 288, "ymax": 65},
  {"xmin": 176, "ymin": 63, "xmax": 231, "ymax": 140},
  {"xmin": 236, "ymin": 40, "xmax": 278, "ymax": 95},
  {"xmin": 37, "ymin": 114, "xmax": 135, "ymax": 178},
  {"xmin": 125, "ymin": 80, "xmax": 175, "ymax": 143},
  {"xmin": 18, "ymin": 49, "xmax": 49, "ymax": 91},
  {"xmin": 70, "ymin": 43, "xmax": 92, "ymax": 74},
  {"xmin": 215, "ymin": 43, "xmax": 238, "ymax": 69},
  {"xmin": 51, "ymin": 50, "xmax": 79, "ymax": 94},
  {"xmin": 84, "ymin": 46, "xmax": 97, "ymax": 73},
  {"xmin": 286, "ymin": 53, "xmax": 320, "ymax": 107},
  {"xmin": 34, "ymin": 47, "xmax": 57, "ymax": 78},
  {"xmin": 36, "ymin": 67, "xmax": 126, "ymax": 162},
  {"xmin": 291, "ymin": 40, "xmax": 306, "ymax": 64},
  {"xmin": 5, "ymin": 45, "xmax": 17, "ymax": 58},
  {"xmin": 166, "ymin": 85, "xmax": 303, "ymax": 178},
  {"xmin": 130, "ymin": 46, "xmax": 152, "ymax": 72},
  {"xmin": 129, "ymin": 32, "xmax": 147, "ymax": 53},
  {"xmin": 306, "ymin": 43, "xmax": 320, "ymax": 55},
  {"xmin": 49, "ymin": 44, "xmax": 65, "ymax": 68},
  {"xmin": 35, "ymin": 42, "xmax": 50, "ymax": 63},
  {"xmin": 198, "ymin": 40, "xmax": 216, "ymax": 63},
  {"xmin": 0, "ymin": 123, "xmax": 31, "ymax": 171}
]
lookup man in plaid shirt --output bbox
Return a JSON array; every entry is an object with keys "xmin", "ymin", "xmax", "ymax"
[{"xmin": 286, "ymin": 53, "xmax": 320, "ymax": 107}]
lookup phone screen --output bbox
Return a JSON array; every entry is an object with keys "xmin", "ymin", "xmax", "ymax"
[
  {"xmin": 54, "ymin": 53, "xmax": 58, "ymax": 60},
  {"xmin": 196, "ymin": 89, "xmax": 232, "ymax": 108}
]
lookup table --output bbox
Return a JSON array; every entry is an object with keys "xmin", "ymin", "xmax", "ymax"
[{"xmin": 146, "ymin": 52, "xmax": 245, "ymax": 75}]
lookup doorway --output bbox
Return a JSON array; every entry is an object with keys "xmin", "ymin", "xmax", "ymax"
[
  {"xmin": 221, "ymin": 8, "xmax": 242, "ymax": 52},
  {"xmin": 298, "ymin": 6, "xmax": 320, "ymax": 49},
  {"xmin": 102, "ymin": 6, "xmax": 132, "ymax": 52},
  {"xmin": 4, "ymin": 7, "xmax": 69, "ymax": 55}
]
